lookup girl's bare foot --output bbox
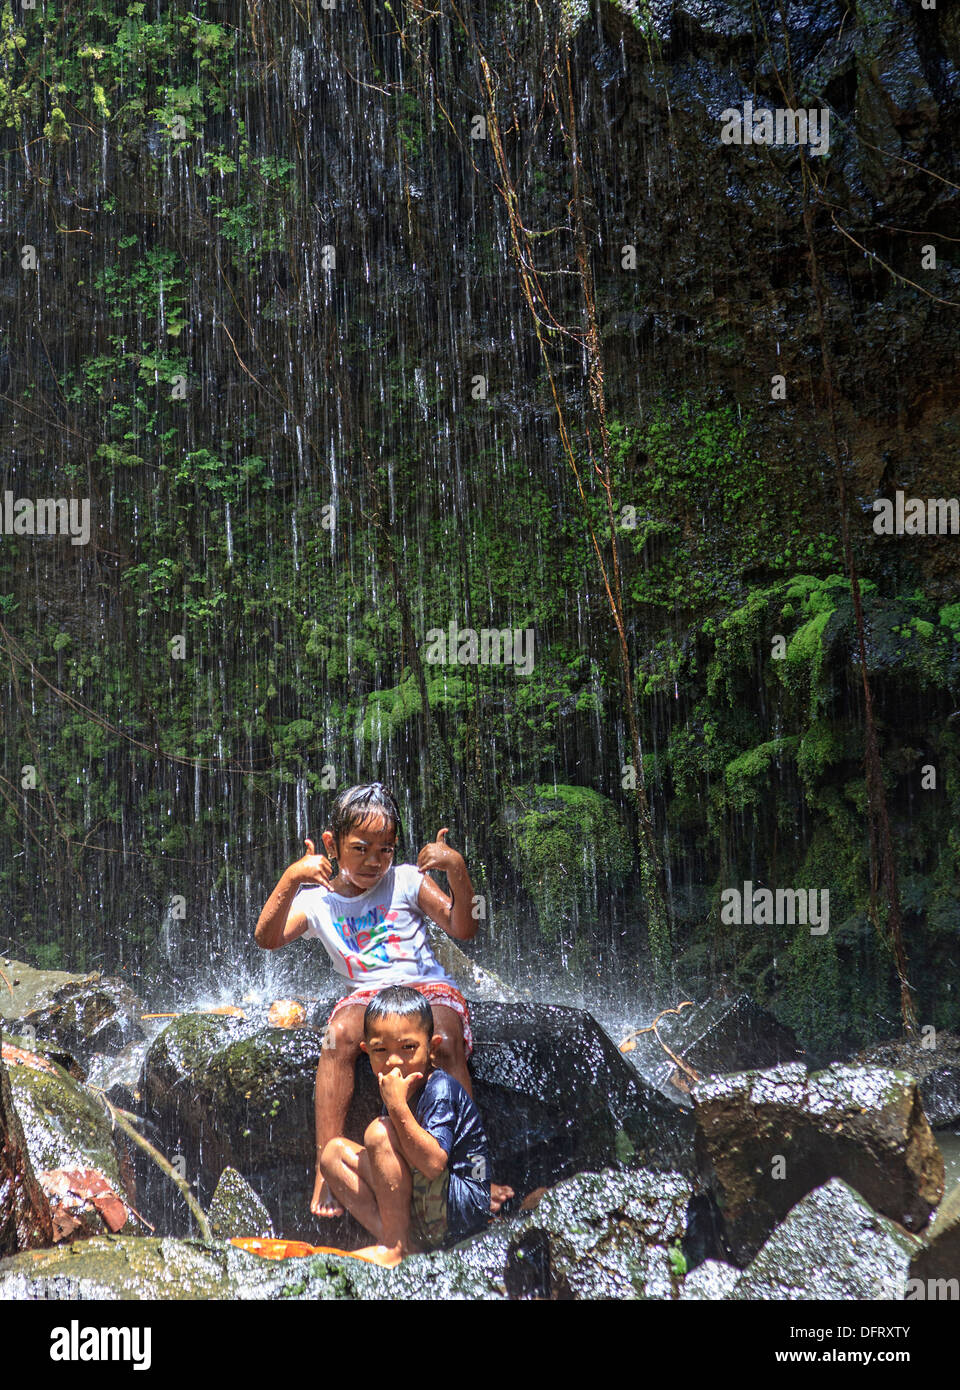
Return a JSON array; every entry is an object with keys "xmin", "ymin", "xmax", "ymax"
[
  {"xmin": 490, "ymin": 1182, "xmax": 515, "ymax": 1213},
  {"xmin": 354, "ymin": 1243, "xmax": 403, "ymax": 1267},
  {"xmin": 310, "ymin": 1176, "xmax": 344, "ymax": 1218}
]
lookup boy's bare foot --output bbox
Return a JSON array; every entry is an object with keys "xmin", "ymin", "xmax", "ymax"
[
  {"xmin": 353, "ymin": 1243, "xmax": 403, "ymax": 1267},
  {"xmin": 490, "ymin": 1182, "xmax": 514, "ymax": 1213},
  {"xmin": 310, "ymin": 1177, "xmax": 344, "ymax": 1219}
]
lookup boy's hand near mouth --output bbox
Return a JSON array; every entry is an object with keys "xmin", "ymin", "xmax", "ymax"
[{"xmin": 378, "ymin": 1066, "xmax": 424, "ymax": 1110}]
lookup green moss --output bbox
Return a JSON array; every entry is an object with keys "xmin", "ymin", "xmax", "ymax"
[
  {"xmin": 506, "ymin": 785, "xmax": 633, "ymax": 942},
  {"xmin": 939, "ymin": 602, "xmax": 960, "ymax": 637},
  {"xmin": 7, "ymin": 1061, "xmax": 123, "ymax": 1185},
  {"xmin": 359, "ymin": 673, "xmax": 421, "ymax": 744},
  {"xmin": 724, "ymin": 737, "xmax": 799, "ymax": 810},
  {"xmin": 43, "ymin": 105, "xmax": 71, "ymax": 144},
  {"xmin": 785, "ymin": 609, "xmax": 832, "ymax": 664},
  {"xmin": 796, "ymin": 721, "xmax": 844, "ymax": 787}
]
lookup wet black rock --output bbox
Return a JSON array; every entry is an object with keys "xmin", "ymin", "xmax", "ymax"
[
  {"xmin": 858, "ymin": 1033, "xmax": 960, "ymax": 1129},
  {"xmin": 909, "ymin": 1180, "xmax": 960, "ymax": 1287},
  {"xmin": 2, "ymin": 1031, "xmax": 85, "ymax": 1083},
  {"xmin": 342, "ymin": 1166, "xmax": 694, "ymax": 1301},
  {"xmin": 694, "ymin": 1061, "xmax": 944, "ymax": 1264},
  {"xmin": 730, "ymin": 1179, "xmax": 921, "ymax": 1300}
]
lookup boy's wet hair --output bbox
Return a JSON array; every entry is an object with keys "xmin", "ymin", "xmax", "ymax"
[
  {"xmin": 328, "ymin": 783, "xmax": 403, "ymax": 854},
  {"xmin": 363, "ymin": 985, "xmax": 434, "ymax": 1041}
]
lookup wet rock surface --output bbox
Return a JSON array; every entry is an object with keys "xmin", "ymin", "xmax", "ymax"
[
  {"xmin": 0, "ymin": 1233, "xmax": 355, "ymax": 1301},
  {"xmin": 0, "ymin": 1051, "xmax": 53, "ymax": 1255},
  {"xmin": 0, "ymin": 1166, "xmax": 693, "ymax": 1300},
  {"xmin": 140, "ymin": 1001, "xmax": 694, "ymax": 1242},
  {"xmin": 425, "ymin": 928, "xmax": 522, "ymax": 1003},
  {"xmin": 910, "ymin": 1179, "xmax": 960, "ymax": 1285},
  {"xmin": 0, "ymin": 959, "xmax": 93, "ymax": 1019},
  {"xmin": 694, "ymin": 1061, "xmax": 944, "ymax": 1264},
  {"xmin": 2, "ymin": 1031, "xmax": 86, "ymax": 1083},
  {"xmin": 679, "ymin": 1258, "xmax": 740, "ymax": 1301},
  {"xmin": 595, "ymin": 0, "xmax": 960, "ymax": 437},
  {"xmin": 4, "ymin": 1042, "xmax": 136, "ymax": 1238},
  {"xmin": 858, "ymin": 1034, "xmax": 960, "ymax": 1130},
  {"xmin": 209, "ymin": 1167, "xmax": 275, "ymax": 1240},
  {"xmin": 1, "ymin": 957, "xmax": 145, "ymax": 1069},
  {"xmin": 730, "ymin": 1179, "xmax": 921, "ymax": 1300}
]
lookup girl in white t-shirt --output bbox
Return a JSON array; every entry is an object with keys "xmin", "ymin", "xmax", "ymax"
[{"xmin": 255, "ymin": 783, "xmax": 489, "ymax": 1221}]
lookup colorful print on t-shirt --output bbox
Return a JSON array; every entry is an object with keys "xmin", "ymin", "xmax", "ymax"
[
  {"xmin": 333, "ymin": 901, "xmax": 418, "ymax": 978},
  {"xmin": 296, "ymin": 863, "xmax": 456, "ymax": 989}
]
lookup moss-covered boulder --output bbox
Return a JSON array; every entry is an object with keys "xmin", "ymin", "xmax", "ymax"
[
  {"xmin": 0, "ymin": 1234, "xmax": 356, "ymax": 1301},
  {"xmin": 0, "ymin": 1166, "xmax": 694, "ymax": 1301},
  {"xmin": 694, "ymin": 1061, "xmax": 944, "ymax": 1264},
  {"xmin": 730, "ymin": 1179, "xmax": 921, "ymax": 1301},
  {"xmin": 0, "ymin": 958, "xmax": 92, "ymax": 1020},
  {"xmin": 0, "ymin": 1051, "xmax": 53, "ymax": 1255},
  {"xmin": 4, "ymin": 1043, "xmax": 136, "ymax": 1238}
]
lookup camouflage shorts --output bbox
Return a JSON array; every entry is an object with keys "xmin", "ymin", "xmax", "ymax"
[{"xmin": 410, "ymin": 1167, "xmax": 450, "ymax": 1251}]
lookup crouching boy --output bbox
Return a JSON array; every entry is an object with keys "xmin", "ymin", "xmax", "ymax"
[{"xmin": 319, "ymin": 985, "xmax": 490, "ymax": 1266}]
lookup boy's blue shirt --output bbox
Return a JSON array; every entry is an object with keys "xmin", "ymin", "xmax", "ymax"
[
  {"xmin": 382, "ymin": 1067, "xmax": 490, "ymax": 1185},
  {"xmin": 381, "ymin": 1067, "xmax": 490, "ymax": 1240}
]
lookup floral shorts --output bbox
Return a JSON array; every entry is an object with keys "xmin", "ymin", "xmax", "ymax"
[{"xmin": 327, "ymin": 980, "xmax": 473, "ymax": 1059}]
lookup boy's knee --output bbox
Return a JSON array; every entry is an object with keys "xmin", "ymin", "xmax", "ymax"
[{"xmin": 363, "ymin": 1117, "xmax": 396, "ymax": 1150}]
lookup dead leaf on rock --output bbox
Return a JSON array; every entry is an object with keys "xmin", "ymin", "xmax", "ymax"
[{"xmin": 1, "ymin": 1041, "xmax": 57, "ymax": 1074}]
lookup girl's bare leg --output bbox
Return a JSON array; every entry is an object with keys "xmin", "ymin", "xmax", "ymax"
[{"xmin": 312, "ymin": 1005, "xmax": 366, "ymax": 1217}]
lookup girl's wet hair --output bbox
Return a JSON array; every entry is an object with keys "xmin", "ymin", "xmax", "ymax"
[
  {"xmin": 363, "ymin": 985, "xmax": 434, "ymax": 1040},
  {"xmin": 327, "ymin": 782, "xmax": 403, "ymax": 853}
]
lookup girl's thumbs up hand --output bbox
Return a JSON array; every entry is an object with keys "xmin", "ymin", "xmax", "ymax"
[
  {"xmin": 417, "ymin": 827, "xmax": 458, "ymax": 873},
  {"xmin": 290, "ymin": 838, "xmax": 334, "ymax": 888}
]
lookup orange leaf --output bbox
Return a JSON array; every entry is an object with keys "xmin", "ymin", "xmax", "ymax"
[{"xmin": 2, "ymin": 1042, "xmax": 57, "ymax": 1074}]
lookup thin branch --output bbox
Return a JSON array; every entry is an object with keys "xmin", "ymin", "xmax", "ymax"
[{"xmin": 92, "ymin": 1090, "xmax": 213, "ymax": 1243}]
